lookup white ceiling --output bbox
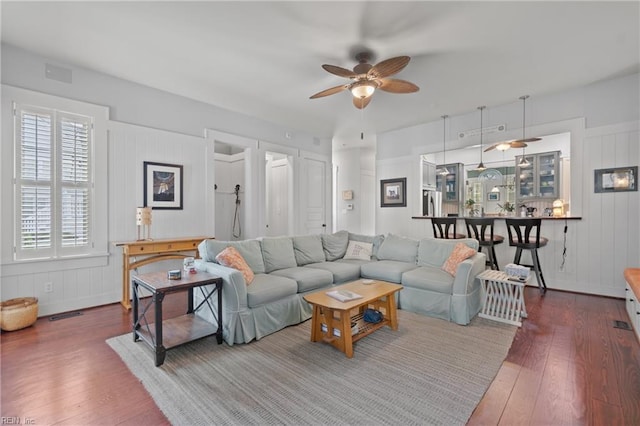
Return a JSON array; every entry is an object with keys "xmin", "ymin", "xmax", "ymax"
[{"xmin": 2, "ymin": 1, "xmax": 639, "ymax": 146}]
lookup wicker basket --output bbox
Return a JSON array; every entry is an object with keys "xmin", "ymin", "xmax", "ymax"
[{"xmin": 0, "ymin": 297, "xmax": 38, "ymax": 331}]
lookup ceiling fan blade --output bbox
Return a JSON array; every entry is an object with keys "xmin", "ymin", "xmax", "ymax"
[
  {"xmin": 322, "ymin": 64, "xmax": 357, "ymax": 78},
  {"xmin": 353, "ymin": 96, "xmax": 372, "ymax": 109},
  {"xmin": 378, "ymin": 78, "xmax": 420, "ymax": 93},
  {"xmin": 309, "ymin": 85, "xmax": 348, "ymax": 99},
  {"xmin": 368, "ymin": 56, "xmax": 410, "ymax": 79},
  {"xmin": 484, "ymin": 143, "xmax": 499, "ymax": 152},
  {"xmin": 511, "ymin": 137, "xmax": 542, "ymax": 143},
  {"xmin": 510, "ymin": 141, "xmax": 528, "ymax": 148}
]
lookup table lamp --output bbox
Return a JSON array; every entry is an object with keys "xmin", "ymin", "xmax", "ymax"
[
  {"xmin": 136, "ymin": 207, "xmax": 152, "ymax": 240},
  {"xmin": 552, "ymin": 199, "xmax": 565, "ymax": 217}
]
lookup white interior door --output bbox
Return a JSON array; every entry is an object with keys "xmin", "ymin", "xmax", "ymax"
[
  {"xmin": 301, "ymin": 153, "xmax": 330, "ymax": 234},
  {"xmin": 266, "ymin": 154, "xmax": 289, "ymax": 236}
]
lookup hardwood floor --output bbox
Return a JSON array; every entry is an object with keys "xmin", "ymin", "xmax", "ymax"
[{"xmin": 2, "ymin": 288, "xmax": 639, "ymax": 425}]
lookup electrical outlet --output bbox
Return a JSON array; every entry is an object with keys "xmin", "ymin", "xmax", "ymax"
[{"xmin": 44, "ymin": 282, "xmax": 53, "ymax": 293}]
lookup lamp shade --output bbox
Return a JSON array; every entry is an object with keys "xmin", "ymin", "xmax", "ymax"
[{"xmin": 136, "ymin": 207, "xmax": 152, "ymax": 226}]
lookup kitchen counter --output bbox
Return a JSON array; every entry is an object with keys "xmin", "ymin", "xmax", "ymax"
[{"xmin": 412, "ymin": 216, "xmax": 582, "ymax": 220}]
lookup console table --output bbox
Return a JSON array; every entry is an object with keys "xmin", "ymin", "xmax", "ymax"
[{"xmin": 114, "ymin": 237, "xmax": 210, "ymax": 310}]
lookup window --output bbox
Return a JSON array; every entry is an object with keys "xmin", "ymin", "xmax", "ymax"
[{"xmin": 15, "ymin": 104, "xmax": 94, "ymax": 260}]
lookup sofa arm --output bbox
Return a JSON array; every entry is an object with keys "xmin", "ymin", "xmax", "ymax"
[
  {"xmin": 195, "ymin": 260, "xmax": 248, "ymax": 312},
  {"xmin": 451, "ymin": 252, "xmax": 486, "ymax": 295}
]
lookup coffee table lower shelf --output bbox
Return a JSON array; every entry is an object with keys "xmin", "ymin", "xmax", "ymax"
[{"xmin": 135, "ymin": 314, "xmax": 216, "ymax": 349}]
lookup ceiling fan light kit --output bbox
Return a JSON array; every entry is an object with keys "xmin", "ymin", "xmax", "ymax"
[{"xmin": 310, "ymin": 51, "xmax": 419, "ymax": 109}]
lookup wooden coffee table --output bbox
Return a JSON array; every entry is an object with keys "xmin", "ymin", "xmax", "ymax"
[{"xmin": 303, "ymin": 279, "xmax": 403, "ymax": 358}]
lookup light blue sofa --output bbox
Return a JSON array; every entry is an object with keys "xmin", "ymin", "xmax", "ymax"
[{"xmin": 194, "ymin": 232, "xmax": 486, "ymax": 345}]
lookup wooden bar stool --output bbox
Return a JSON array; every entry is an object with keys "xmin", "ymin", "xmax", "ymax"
[
  {"xmin": 431, "ymin": 217, "xmax": 465, "ymax": 239},
  {"xmin": 505, "ymin": 218, "xmax": 548, "ymax": 294},
  {"xmin": 464, "ymin": 218, "xmax": 504, "ymax": 270}
]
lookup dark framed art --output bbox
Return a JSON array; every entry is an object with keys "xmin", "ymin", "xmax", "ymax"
[
  {"xmin": 487, "ymin": 192, "xmax": 500, "ymax": 201},
  {"xmin": 380, "ymin": 177, "xmax": 407, "ymax": 207},
  {"xmin": 594, "ymin": 166, "xmax": 637, "ymax": 193},
  {"xmin": 143, "ymin": 161, "xmax": 183, "ymax": 209}
]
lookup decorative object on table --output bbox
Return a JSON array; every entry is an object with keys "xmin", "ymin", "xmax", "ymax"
[
  {"xmin": 505, "ymin": 263, "xmax": 531, "ymax": 280},
  {"xmin": 136, "ymin": 207, "xmax": 152, "ymax": 240},
  {"xmin": 143, "ymin": 161, "xmax": 183, "ymax": 209},
  {"xmin": 167, "ymin": 270, "xmax": 181, "ymax": 280},
  {"xmin": 183, "ymin": 257, "xmax": 196, "ymax": 274},
  {"xmin": 498, "ymin": 201, "xmax": 515, "ymax": 215},
  {"xmin": 465, "ymin": 198, "xmax": 478, "ymax": 217},
  {"xmin": 0, "ymin": 297, "xmax": 38, "ymax": 331},
  {"xmin": 594, "ymin": 166, "xmax": 637, "ymax": 193},
  {"xmin": 363, "ymin": 308, "xmax": 383, "ymax": 324},
  {"xmin": 552, "ymin": 199, "xmax": 566, "ymax": 217},
  {"xmin": 380, "ymin": 177, "xmax": 407, "ymax": 207}
]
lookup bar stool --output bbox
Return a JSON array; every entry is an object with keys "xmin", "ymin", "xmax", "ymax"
[
  {"xmin": 464, "ymin": 218, "xmax": 504, "ymax": 270},
  {"xmin": 505, "ymin": 218, "xmax": 548, "ymax": 294},
  {"xmin": 431, "ymin": 217, "xmax": 465, "ymax": 239}
]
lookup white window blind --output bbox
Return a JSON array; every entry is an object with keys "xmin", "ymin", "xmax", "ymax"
[{"xmin": 15, "ymin": 104, "xmax": 93, "ymax": 260}]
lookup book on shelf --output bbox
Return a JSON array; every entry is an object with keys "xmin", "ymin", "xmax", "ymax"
[{"xmin": 326, "ymin": 289, "xmax": 362, "ymax": 302}]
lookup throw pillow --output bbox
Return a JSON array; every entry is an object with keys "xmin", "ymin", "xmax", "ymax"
[
  {"xmin": 216, "ymin": 246, "xmax": 255, "ymax": 284},
  {"xmin": 442, "ymin": 242, "xmax": 477, "ymax": 276},
  {"xmin": 343, "ymin": 240, "xmax": 373, "ymax": 261},
  {"xmin": 321, "ymin": 230, "xmax": 349, "ymax": 261},
  {"xmin": 293, "ymin": 235, "xmax": 325, "ymax": 266}
]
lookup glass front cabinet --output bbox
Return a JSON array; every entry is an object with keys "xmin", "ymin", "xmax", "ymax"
[
  {"xmin": 515, "ymin": 151, "xmax": 560, "ymax": 200},
  {"xmin": 436, "ymin": 162, "xmax": 464, "ymax": 203}
]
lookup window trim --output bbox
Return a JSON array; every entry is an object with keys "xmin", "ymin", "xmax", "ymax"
[{"xmin": 2, "ymin": 85, "xmax": 109, "ymax": 265}]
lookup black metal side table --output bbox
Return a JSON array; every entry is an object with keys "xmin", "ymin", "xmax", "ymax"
[{"xmin": 132, "ymin": 270, "xmax": 223, "ymax": 366}]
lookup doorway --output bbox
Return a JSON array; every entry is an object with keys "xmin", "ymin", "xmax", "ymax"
[{"xmin": 265, "ymin": 151, "xmax": 292, "ymax": 236}]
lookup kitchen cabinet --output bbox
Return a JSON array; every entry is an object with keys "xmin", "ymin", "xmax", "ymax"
[
  {"xmin": 421, "ymin": 159, "xmax": 437, "ymax": 190},
  {"xmin": 515, "ymin": 151, "xmax": 560, "ymax": 200},
  {"xmin": 436, "ymin": 162, "xmax": 464, "ymax": 203}
]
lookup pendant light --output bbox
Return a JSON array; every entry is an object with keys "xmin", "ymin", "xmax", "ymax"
[
  {"xmin": 476, "ymin": 106, "xmax": 486, "ymax": 171},
  {"xmin": 518, "ymin": 95, "xmax": 532, "ymax": 168},
  {"xmin": 437, "ymin": 115, "xmax": 450, "ymax": 175}
]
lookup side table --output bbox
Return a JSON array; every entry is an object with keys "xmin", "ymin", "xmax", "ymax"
[
  {"xmin": 132, "ymin": 270, "xmax": 223, "ymax": 366},
  {"xmin": 477, "ymin": 269, "xmax": 529, "ymax": 327}
]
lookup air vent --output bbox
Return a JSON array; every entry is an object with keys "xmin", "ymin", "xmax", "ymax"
[
  {"xmin": 49, "ymin": 311, "xmax": 83, "ymax": 321},
  {"xmin": 458, "ymin": 124, "xmax": 506, "ymax": 140},
  {"xmin": 612, "ymin": 320, "xmax": 632, "ymax": 330}
]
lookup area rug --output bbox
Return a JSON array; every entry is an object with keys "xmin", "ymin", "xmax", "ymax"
[{"xmin": 107, "ymin": 311, "xmax": 515, "ymax": 426}]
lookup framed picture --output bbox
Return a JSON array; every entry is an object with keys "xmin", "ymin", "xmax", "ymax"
[
  {"xmin": 487, "ymin": 192, "xmax": 500, "ymax": 201},
  {"xmin": 380, "ymin": 178, "xmax": 407, "ymax": 207},
  {"xmin": 594, "ymin": 166, "xmax": 637, "ymax": 193},
  {"xmin": 144, "ymin": 161, "xmax": 183, "ymax": 209}
]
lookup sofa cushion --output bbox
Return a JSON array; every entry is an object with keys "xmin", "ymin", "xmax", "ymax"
[
  {"xmin": 348, "ymin": 233, "xmax": 385, "ymax": 260},
  {"xmin": 376, "ymin": 233, "xmax": 419, "ymax": 263},
  {"xmin": 293, "ymin": 235, "xmax": 325, "ymax": 266},
  {"xmin": 246, "ymin": 274, "xmax": 298, "ymax": 308},
  {"xmin": 215, "ymin": 246, "xmax": 255, "ymax": 284},
  {"xmin": 343, "ymin": 240, "xmax": 373, "ymax": 261},
  {"xmin": 261, "ymin": 237, "xmax": 297, "ymax": 273},
  {"xmin": 442, "ymin": 242, "xmax": 477, "ymax": 276},
  {"xmin": 304, "ymin": 261, "xmax": 362, "ymax": 284},
  {"xmin": 402, "ymin": 267, "xmax": 455, "ymax": 294},
  {"xmin": 321, "ymin": 230, "xmax": 349, "ymax": 261},
  {"xmin": 199, "ymin": 239, "xmax": 266, "ymax": 274},
  {"xmin": 417, "ymin": 238, "xmax": 479, "ymax": 267},
  {"xmin": 360, "ymin": 260, "xmax": 418, "ymax": 284},
  {"xmin": 270, "ymin": 267, "xmax": 333, "ymax": 292}
]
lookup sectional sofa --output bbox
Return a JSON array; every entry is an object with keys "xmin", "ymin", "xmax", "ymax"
[{"xmin": 194, "ymin": 231, "xmax": 486, "ymax": 345}]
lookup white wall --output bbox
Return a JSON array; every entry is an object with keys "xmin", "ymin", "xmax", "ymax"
[
  {"xmin": 333, "ymin": 147, "xmax": 376, "ymax": 233},
  {"xmin": 0, "ymin": 45, "xmax": 332, "ymax": 316},
  {"xmin": 373, "ymin": 73, "xmax": 640, "ymax": 298}
]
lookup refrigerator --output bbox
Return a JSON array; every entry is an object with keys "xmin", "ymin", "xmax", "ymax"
[{"xmin": 422, "ymin": 190, "xmax": 442, "ymax": 217}]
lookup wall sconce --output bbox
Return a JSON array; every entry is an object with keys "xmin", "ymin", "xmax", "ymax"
[{"xmin": 136, "ymin": 207, "xmax": 152, "ymax": 240}]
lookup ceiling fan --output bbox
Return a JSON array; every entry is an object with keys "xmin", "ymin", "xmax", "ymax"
[
  {"xmin": 309, "ymin": 51, "xmax": 419, "ymax": 109},
  {"xmin": 484, "ymin": 95, "xmax": 541, "ymax": 152}
]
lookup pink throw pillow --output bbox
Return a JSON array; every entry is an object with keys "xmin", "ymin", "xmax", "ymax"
[
  {"xmin": 442, "ymin": 243, "xmax": 477, "ymax": 276},
  {"xmin": 215, "ymin": 246, "xmax": 255, "ymax": 284}
]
